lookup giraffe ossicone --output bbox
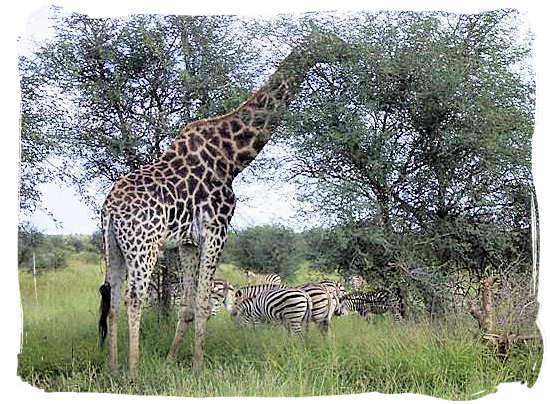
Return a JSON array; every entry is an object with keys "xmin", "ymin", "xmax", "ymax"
[{"xmin": 98, "ymin": 31, "xmax": 349, "ymax": 376}]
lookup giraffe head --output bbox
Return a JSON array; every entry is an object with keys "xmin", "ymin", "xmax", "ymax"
[{"xmin": 300, "ymin": 29, "xmax": 352, "ymax": 64}]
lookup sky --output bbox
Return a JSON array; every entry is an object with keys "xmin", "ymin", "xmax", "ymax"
[{"xmin": 5, "ymin": 1, "xmax": 550, "ymax": 402}]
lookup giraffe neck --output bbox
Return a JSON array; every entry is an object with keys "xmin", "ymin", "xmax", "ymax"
[
  {"xmin": 168, "ymin": 37, "xmax": 340, "ymax": 181},
  {"xmin": 216, "ymin": 46, "xmax": 317, "ymax": 174}
]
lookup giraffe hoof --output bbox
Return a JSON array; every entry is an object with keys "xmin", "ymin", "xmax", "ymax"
[
  {"xmin": 127, "ymin": 370, "xmax": 139, "ymax": 382},
  {"xmin": 192, "ymin": 358, "xmax": 204, "ymax": 372}
]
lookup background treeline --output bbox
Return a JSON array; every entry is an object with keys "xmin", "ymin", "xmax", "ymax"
[{"xmin": 18, "ymin": 227, "xmax": 102, "ymax": 271}]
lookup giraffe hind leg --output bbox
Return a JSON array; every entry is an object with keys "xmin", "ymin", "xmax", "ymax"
[
  {"xmin": 126, "ymin": 246, "xmax": 159, "ymax": 378},
  {"xmin": 193, "ymin": 226, "xmax": 228, "ymax": 369},
  {"xmin": 100, "ymin": 221, "xmax": 125, "ymax": 373},
  {"xmin": 169, "ymin": 244, "xmax": 199, "ymax": 359}
]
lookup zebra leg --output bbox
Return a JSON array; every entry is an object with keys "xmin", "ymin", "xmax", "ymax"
[
  {"xmin": 392, "ymin": 308, "xmax": 404, "ymax": 322},
  {"xmin": 362, "ymin": 312, "xmax": 374, "ymax": 322},
  {"xmin": 168, "ymin": 244, "xmax": 198, "ymax": 358},
  {"xmin": 318, "ymin": 320, "xmax": 329, "ymax": 336},
  {"xmin": 289, "ymin": 319, "xmax": 305, "ymax": 336},
  {"xmin": 193, "ymin": 226, "xmax": 227, "ymax": 369}
]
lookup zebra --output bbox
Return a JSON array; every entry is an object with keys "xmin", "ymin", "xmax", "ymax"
[
  {"xmin": 298, "ymin": 282, "xmax": 338, "ymax": 335},
  {"xmin": 349, "ymin": 275, "xmax": 366, "ymax": 290},
  {"xmin": 335, "ymin": 289, "xmax": 403, "ymax": 321},
  {"xmin": 234, "ymin": 283, "xmax": 284, "ymax": 304},
  {"xmin": 315, "ymin": 279, "xmax": 345, "ymax": 300},
  {"xmin": 245, "ymin": 270, "xmax": 282, "ymax": 285},
  {"xmin": 230, "ymin": 287, "xmax": 312, "ymax": 334},
  {"xmin": 172, "ymin": 279, "xmax": 235, "ymax": 318}
]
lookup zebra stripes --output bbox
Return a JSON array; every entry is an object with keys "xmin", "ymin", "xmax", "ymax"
[
  {"xmin": 336, "ymin": 289, "xmax": 403, "ymax": 321},
  {"xmin": 232, "ymin": 280, "xmax": 344, "ymax": 335},
  {"xmin": 234, "ymin": 283, "xmax": 284, "ymax": 303},
  {"xmin": 298, "ymin": 282, "xmax": 336, "ymax": 335},
  {"xmin": 231, "ymin": 288, "xmax": 312, "ymax": 334},
  {"xmin": 245, "ymin": 271, "xmax": 282, "ymax": 285},
  {"xmin": 315, "ymin": 279, "xmax": 345, "ymax": 300},
  {"xmin": 349, "ymin": 275, "xmax": 366, "ymax": 290}
]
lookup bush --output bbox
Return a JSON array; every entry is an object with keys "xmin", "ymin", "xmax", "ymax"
[
  {"xmin": 74, "ymin": 250, "xmax": 101, "ymax": 264},
  {"xmin": 222, "ymin": 225, "xmax": 300, "ymax": 278},
  {"xmin": 18, "ymin": 228, "xmax": 69, "ymax": 271},
  {"xmin": 32, "ymin": 249, "xmax": 67, "ymax": 271}
]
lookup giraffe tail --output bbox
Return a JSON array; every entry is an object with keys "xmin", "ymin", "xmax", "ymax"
[
  {"xmin": 98, "ymin": 208, "xmax": 112, "ymax": 348},
  {"xmin": 98, "ymin": 282, "xmax": 111, "ymax": 347}
]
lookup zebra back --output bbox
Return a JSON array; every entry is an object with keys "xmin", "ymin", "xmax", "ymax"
[
  {"xmin": 316, "ymin": 279, "xmax": 345, "ymax": 299},
  {"xmin": 337, "ymin": 289, "xmax": 402, "ymax": 320},
  {"xmin": 246, "ymin": 271, "xmax": 282, "ymax": 285},
  {"xmin": 234, "ymin": 283, "xmax": 284, "ymax": 303}
]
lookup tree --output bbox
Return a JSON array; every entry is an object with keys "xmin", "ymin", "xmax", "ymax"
[
  {"xmin": 18, "ymin": 56, "xmax": 63, "ymax": 220},
  {"xmin": 21, "ymin": 10, "xmax": 258, "ymax": 207},
  {"xmin": 256, "ymin": 10, "xmax": 534, "ymax": 285},
  {"xmin": 278, "ymin": 11, "xmax": 533, "ymax": 229}
]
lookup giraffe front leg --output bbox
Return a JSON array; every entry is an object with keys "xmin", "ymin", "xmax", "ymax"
[
  {"xmin": 193, "ymin": 227, "xmax": 227, "ymax": 369},
  {"xmin": 169, "ymin": 244, "xmax": 198, "ymax": 359}
]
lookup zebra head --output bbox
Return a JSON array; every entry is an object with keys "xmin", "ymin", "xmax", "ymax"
[
  {"xmin": 334, "ymin": 297, "xmax": 350, "ymax": 316},
  {"xmin": 230, "ymin": 297, "xmax": 254, "ymax": 326}
]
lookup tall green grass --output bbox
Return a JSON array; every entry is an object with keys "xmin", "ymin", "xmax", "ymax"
[{"xmin": 17, "ymin": 258, "xmax": 542, "ymax": 399}]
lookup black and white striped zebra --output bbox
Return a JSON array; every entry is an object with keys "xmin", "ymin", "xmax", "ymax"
[
  {"xmin": 298, "ymin": 282, "xmax": 338, "ymax": 335},
  {"xmin": 231, "ymin": 287, "xmax": 312, "ymax": 334},
  {"xmin": 335, "ymin": 289, "xmax": 403, "ymax": 321},
  {"xmin": 234, "ymin": 283, "xmax": 284, "ymax": 304},
  {"xmin": 245, "ymin": 271, "xmax": 282, "ymax": 285}
]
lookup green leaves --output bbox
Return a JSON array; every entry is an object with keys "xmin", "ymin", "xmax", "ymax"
[{"xmin": 275, "ymin": 10, "xmax": 533, "ymax": 233}]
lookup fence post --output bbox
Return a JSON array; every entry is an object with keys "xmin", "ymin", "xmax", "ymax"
[{"xmin": 33, "ymin": 252, "xmax": 38, "ymax": 304}]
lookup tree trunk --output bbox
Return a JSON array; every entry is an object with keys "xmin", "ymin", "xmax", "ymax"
[
  {"xmin": 396, "ymin": 286, "xmax": 410, "ymax": 320},
  {"xmin": 468, "ymin": 276, "xmax": 497, "ymax": 334}
]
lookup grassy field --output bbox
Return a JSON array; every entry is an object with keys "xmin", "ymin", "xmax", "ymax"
[{"xmin": 17, "ymin": 257, "xmax": 542, "ymax": 399}]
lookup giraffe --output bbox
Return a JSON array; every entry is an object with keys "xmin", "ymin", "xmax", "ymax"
[{"xmin": 98, "ymin": 31, "xmax": 349, "ymax": 377}]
